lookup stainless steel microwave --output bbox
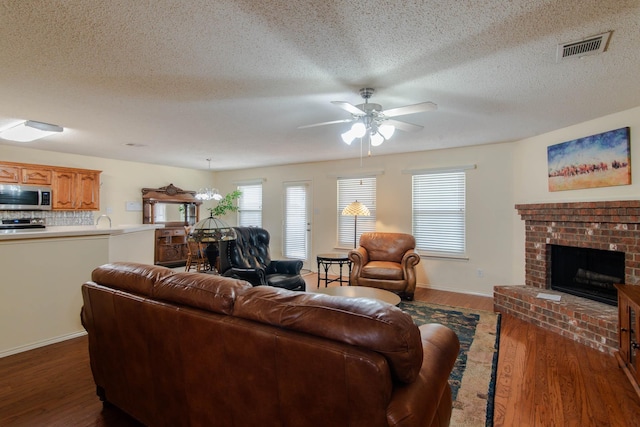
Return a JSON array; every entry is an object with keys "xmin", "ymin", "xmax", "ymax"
[{"xmin": 0, "ymin": 184, "xmax": 52, "ymax": 210}]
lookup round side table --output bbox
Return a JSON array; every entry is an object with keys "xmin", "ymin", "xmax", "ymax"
[{"xmin": 316, "ymin": 252, "xmax": 351, "ymax": 287}]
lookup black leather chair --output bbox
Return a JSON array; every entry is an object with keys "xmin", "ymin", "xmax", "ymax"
[{"xmin": 219, "ymin": 227, "xmax": 305, "ymax": 291}]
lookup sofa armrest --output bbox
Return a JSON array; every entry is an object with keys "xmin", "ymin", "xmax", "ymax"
[
  {"xmin": 223, "ymin": 267, "xmax": 267, "ymax": 286},
  {"xmin": 386, "ymin": 323, "xmax": 460, "ymax": 427},
  {"xmin": 267, "ymin": 259, "xmax": 303, "ymax": 275}
]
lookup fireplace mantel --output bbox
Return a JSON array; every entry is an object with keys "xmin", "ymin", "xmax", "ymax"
[{"xmin": 495, "ymin": 200, "xmax": 640, "ymax": 354}]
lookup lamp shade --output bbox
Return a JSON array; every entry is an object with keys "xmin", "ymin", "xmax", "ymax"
[
  {"xmin": 341, "ymin": 130, "xmax": 355, "ymax": 145},
  {"xmin": 379, "ymin": 124, "xmax": 395, "ymax": 140},
  {"xmin": 351, "ymin": 122, "xmax": 366, "ymax": 138},
  {"xmin": 342, "ymin": 200, "xmax": 370, "ymax": 216},
  {"xmin": 191, "ymin": 214, "xmax": 236, "ymax": 242},
  {"xmin": 370, "ymin": 132, "xmax": 384, "ymax": 146}
]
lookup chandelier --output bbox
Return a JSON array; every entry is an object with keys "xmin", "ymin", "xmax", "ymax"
[
  {"xmin": 196, "ymin": 158, "xmax": 224, "ymax": 201},
  {"xmin": 195, "ymin": 188, "xmax": 223, "ymax": 201}
]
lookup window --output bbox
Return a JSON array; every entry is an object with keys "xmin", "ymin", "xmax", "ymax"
[
  {"xmin": 283, "ymin": 182, "xmax": 310, "ymax": 260},
  {"xmin": 237, "ymin": 183, "xmax": 262, "ymax": 227},
  {"xmin": 337, "ymin": 177, "xmax": 376, "ymax": 248},
  {"xmin": 412, "ymin": 171, "xmax": 466, "ymax": 256}
]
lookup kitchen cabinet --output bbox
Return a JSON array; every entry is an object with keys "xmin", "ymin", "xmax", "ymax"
[
  {"xmin": 615, "ymin": 284, "xmax": 640, "ymax": 399},
  {"xmin": 52, "ymin": 169, "xmax": 100, "ymax": 210},
  {"xmin": 0, "ymin": 162, "xmax": 52, "ymax": 185},
  {"xmin": 0, "ymin": 161, "xmax": 100, "ymax": 210}
]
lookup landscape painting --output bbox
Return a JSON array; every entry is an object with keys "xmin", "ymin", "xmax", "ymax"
[{"xmin": 547, "ymin": 127, "xmax": 631, "ymax": 191}]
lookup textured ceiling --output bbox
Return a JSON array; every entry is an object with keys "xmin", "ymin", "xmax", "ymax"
[{"xmin": 0, "ymin": 1, "xmax": 639, "ymax": 171}]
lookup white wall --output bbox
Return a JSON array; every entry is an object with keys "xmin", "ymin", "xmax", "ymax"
[
  {"xmin": 215, "ymin": 141, "xmax": 516, "ymax": 297},
  {"xmin": 511, "ymin": 106, "xmax": 640, "ymax": 286},
  {"xmin": 3, "ymin": 105, "xmax": 639, "ymax": 299}
]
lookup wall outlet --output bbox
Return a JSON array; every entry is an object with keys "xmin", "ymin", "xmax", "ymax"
[
  {"xmin": 125, "ymin": 201, "xmax": 142, "ymax": 211},
  {"xmin": 477, "ymin": 269, "xmax": 484, "ymax": 278}
]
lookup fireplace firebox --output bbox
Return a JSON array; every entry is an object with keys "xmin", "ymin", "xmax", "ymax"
[{"xmin": 549, "ymin": 245, "xmax": 624, "ymax": 306}]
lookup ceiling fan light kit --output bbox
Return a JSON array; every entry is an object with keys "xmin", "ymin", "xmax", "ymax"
[{"xmin": 300, "ymin": 88, "xmax": 436, "ymax": 149}]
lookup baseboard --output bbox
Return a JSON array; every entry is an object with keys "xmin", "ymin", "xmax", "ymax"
[
  {"xmin": 416, "ymin": 283, "xmax": 493, "ymax": 298},
  {"xmin": 0, "ymin": 330, "xmax": 87, "ymax": 359}
]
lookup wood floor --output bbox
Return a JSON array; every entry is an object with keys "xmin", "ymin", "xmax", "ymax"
[{"xmin": 1, "ymin": 276, "xmax": 639, "ymax": 426}]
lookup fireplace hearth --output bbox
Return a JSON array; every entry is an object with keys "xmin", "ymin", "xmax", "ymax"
[
  {"xmin": 495, "ymin": 201, "xmax": 640, "ymax": 354},
  {"xmin": 549, "ymin": 245, "xmax": 624, "ymax": 306}
]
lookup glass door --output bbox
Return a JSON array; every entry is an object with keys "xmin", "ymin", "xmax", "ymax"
[{"xmin": 283, "ymin": 181, "xmax": 311, "ymax": 269}]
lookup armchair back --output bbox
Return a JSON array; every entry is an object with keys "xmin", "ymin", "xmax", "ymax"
[{"xmin": 360, "ymin": 232, "xmax": 416, "ymax": 262}]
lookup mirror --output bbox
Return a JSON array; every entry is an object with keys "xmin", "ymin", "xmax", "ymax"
[
  {"xmin": 153, "ymin": 202, "xmax": 198, "ymax": 225},
  {"xmin": 142, "ymin": 184, "xmax": 202, "ymax": 226}
]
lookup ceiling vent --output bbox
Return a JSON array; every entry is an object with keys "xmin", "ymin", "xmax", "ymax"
[{"xmin": 556, "ymin": 31, "xmax": 611, "ymax": 62}]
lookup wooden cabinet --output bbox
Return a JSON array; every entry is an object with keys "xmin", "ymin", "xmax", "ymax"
[
  {"xmin": 0, "ymin": 162, "xmax": 52, "ymax": 185},
  {"xmin": 155, "ymin": 227, "xmax": 188, "ymax": 266},
  {"xmin": 52, "ymin": 169, "xmax": 100, "ymax": 210},
  {"xmin": 22, "ymin": 167, "xmax": 52, "ymax": 185},
  {"xmin": 0, "ymin": 161, "xmax": 100, "ymax": 210},
  {"xmin": 142, "ymin": 184, "xmax": 202, "ymax": 267},
  {"xmin": 0, "ymin": 164, "xmax": 20, "ymax": 183},
  {"xmin": 615, "ymin": 284, "xmax": 640, "ymax": 399}
]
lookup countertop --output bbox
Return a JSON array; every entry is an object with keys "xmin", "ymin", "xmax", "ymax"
[{"xmin": 0, "ymin": 224, "xmax": 164, "ymax": 241}]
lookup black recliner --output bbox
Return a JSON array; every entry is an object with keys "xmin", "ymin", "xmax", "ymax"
[{"xmin": 219, "ymin": 227, "xmax": 305, "ymax": 291}]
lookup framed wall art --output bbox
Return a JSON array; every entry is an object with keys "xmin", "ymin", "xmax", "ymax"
[{"xmin": 547, "ymin": 127, "xmax": 631, "ymax": 191}]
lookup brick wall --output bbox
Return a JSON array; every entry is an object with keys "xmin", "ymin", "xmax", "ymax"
[{"xmin": 494, "ymin": 201, "xmax": 640, "ymax": 354}]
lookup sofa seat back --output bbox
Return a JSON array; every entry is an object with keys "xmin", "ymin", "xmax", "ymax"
[{"xmin": 81, "ymin": 262, "xmax": 457, "ymax": 427}]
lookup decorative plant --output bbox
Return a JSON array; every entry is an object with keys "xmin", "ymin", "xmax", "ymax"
[{"xmin": 208, "ymin": 190, "xmax": 242, "ymax": 217}]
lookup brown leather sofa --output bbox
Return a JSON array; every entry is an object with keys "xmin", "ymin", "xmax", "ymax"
[
  {"xmin": 81, "ymin": 262, "xmax": 459, "ymax": 427},
  {"xmin": 349, "ymin": 232, "xmax": 421, "ymax": 300}
]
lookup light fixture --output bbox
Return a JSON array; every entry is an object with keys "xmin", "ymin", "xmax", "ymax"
[
  {"xmin": 341, "ymin": 200, "xmax": 371, "ymax": 249},
  {"xmin": 191, "ymin": 213, "xmax": 237, "ymax": 273},
  {"xmin": 340, "ymin": 120, "xmax": 396, "ymax": 147},
  {"xmin": 195, "ymin": 188, "xmax": 223, "ymax": 201},
  {"xmin": 0, "ymin": 120, "xmax": 63, "ymax": 142},
  {"xmin": 196, "ymin": 158, "xmax": 224, "ymax": 201}
]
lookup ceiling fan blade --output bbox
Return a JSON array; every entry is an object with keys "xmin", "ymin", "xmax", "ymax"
[
  {"xmin": 385, "ymin": 119, "xmax": 424, "ymax": 132},
  {"xmin": 297, "ymin": 118, "xmax": 353, "ymax": 129},
  {"xmin": 382, "ymin": 102, "xmax": 437, "ymax": 118},
  {"xmin": 330, "ymin": 101, "xmax": 366, "ymax": 115}
]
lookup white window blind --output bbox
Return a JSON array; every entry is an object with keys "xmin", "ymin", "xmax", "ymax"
[
  {"xmin": 283, "ymin": 182, "xmax": 308, "ymax": 260},
  {"xmin": 412, "ymin": 171, "xmax": 466, "ymax": 255},
  {"xmin": 337, "ymin": 177, "xmax": 376, "ymax": 248},
  {"xmin": 237, "ymin": 183, "xmax": 262, "ymax": 227}
]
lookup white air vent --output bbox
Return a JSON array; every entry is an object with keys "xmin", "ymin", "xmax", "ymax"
[{"xmin": 556, "ymin": 31, "xmax": 611, "ymax": 62}]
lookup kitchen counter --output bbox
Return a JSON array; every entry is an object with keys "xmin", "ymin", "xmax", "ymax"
[
  {"xmin": 0, "ymin": 223, "xmax": 162, "ymax": 357},
  {"xmin": 0, "ymin": 224, "xmax": 163, "ymax": 240}
]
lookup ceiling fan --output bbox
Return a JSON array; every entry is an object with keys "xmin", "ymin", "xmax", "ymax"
[{"xmin": 298, "ymin": 88, "xmax": 437, "ymax": 146}]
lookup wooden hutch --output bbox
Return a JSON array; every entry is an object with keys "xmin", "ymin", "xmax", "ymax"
[{"xmin": 142, "ymin": 184, "xmax": 202, "ymax": 267}]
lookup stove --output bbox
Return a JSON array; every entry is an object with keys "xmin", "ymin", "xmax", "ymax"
[{"xmin": 0, "ymin": 218, "xmax": 46, "ymax": 231}]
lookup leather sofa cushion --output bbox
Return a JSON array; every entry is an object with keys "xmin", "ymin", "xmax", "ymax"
[
  {"xmin": 156, "ymin": 272, "xmax": 252, "ymax": 315},
  {"xmin": 361, "ymin": 261, "xmax": 404, "ymax": 280},
  {"xmin": 91, "ymin": 262, "xmax": 174, "ymax": 297},
  {"xmin": 234, "ymin": 286, "xmax": 423, "ymax": 384},
  {"xmin": 91, "ymin": 263, "xmax": 252, "ymax": 316}
]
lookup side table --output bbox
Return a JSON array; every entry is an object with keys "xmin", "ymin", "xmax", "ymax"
[{"xmin": 317, "ymin": 252, "xmax": 351, "ymax": 287}]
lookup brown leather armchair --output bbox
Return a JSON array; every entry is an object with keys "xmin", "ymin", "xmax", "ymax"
[{"xmin": 349, "ymin": 232, "xmax": 421, "ymax": 300}]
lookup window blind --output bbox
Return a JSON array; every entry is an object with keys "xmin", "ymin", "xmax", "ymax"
[
  {"xmin": 337, "ymin": 177, "xmax": 376, "ymax": 248},
  {"xmin": 412, "ymin": 171, "xmax": 466, "ymax": 255},
  {"xmin": 283, "ymin": 182, "xmax": 308, "ymax": 260},
  {"xmin": 237, "ymin": 183, "xmax": 262, "ymax": 227}
]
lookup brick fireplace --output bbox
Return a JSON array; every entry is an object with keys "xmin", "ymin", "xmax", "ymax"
[{"xmin": 494, "ymin": 200, "xmax": 640, "ymax": 353}]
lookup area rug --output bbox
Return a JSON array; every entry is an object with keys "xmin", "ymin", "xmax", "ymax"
[{"xmin": 399, "ymin": 301, "xmax": 501, "ymax": 427}]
